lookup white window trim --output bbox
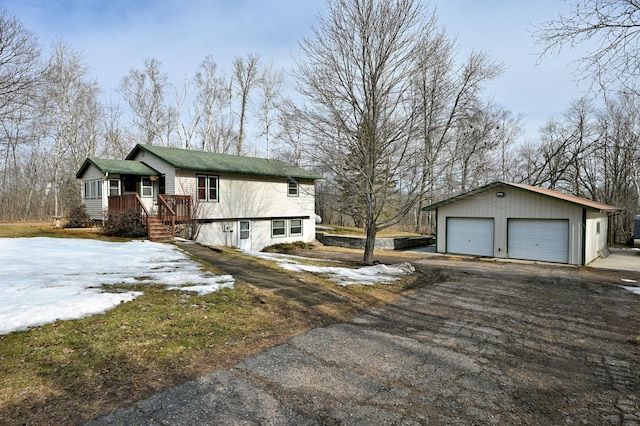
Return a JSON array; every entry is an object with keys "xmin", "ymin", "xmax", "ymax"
[
  {"xmin": 290, "ymin": 218, "xmax": 303, "ymax": 236},
  {"xmin": 197, "ymin": 174, "xmax": 219, "ymax": 202},
  {"xmin": 288, "ymin": 180, "xmax": 299, "ymax": 197},
  {"xmin": 272, "ymin": 218, "xmax": 304, "ymax": 238},
  {"xmin": 272, "ymin": 219, "xmax": 286, "ymax": 237},
  {"xmin": 83, "ymin": 179, "xmax": 103, "ymax": 199},
  {"xmin": 108, "ymin": 179, "xmax": 121, "ymax": 197},
  {"xmin": 140, "ymin": 177, "xmax": 153, "ymax": 198}
]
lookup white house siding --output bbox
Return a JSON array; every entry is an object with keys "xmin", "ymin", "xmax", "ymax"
[
  {"xmin": 435, "ymin": 186, "xmax": 585, "ymax": 265},
  {"xmin": 197, "ymin": 217, "xmax": 316, "ymax": 251},
  {"xmin": 129, "ymin": 150, "xmax": 177, "ymax": 194},
  {"xmin": 585, "ymin": 212, "xmax": 609, "ymax": 264},
  {"xmin": 80, "ymin": 164, "xmax": 107, "ymax": 221},
  {"xmin": 175, "ymin": 172, "xmax": 315, "ymax": 220},
  {"xmin": 172, "ymin": 172, "xmax": 315, "ymax": 251}
]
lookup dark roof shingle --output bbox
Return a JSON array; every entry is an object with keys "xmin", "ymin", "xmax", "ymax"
[
  {"xmin": 76, "ymin": 158, "xmax": 159, "ymax": 178},
  {"xmin": 127, "ymin": 144, "xmax": 322, "ymax": 180}
]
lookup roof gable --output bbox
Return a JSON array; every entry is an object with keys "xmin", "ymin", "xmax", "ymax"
[
  {"xmin": 126, "ymin": 144, "xmax": 322, "ymax": 180},
  {"xmin": 76, "ymin": 158, "xmax": 159, "ymax": 178},
  {"xmin": 422, "ymin": 181, "xmax": 621, "ymax": 213}
]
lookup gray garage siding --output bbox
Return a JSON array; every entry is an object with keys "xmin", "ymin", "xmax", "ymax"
[{"xmin": 435, "ymin": 186, "xmax": 584, "ymax": 265}]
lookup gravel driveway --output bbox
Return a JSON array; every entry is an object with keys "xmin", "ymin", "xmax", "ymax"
[{"xmin": 88, "ymin": 255, "xmax": 640, "ymax": 425}]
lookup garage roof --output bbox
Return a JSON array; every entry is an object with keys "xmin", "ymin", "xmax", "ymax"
[{"xmin": 422, "ymin": 181, "xmax": 622, "ymax": 213}]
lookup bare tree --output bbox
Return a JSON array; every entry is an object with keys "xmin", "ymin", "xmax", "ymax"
[
  {"xmin": 592, "ymin": 94, "xmax": 640, "ymax": 242},
  {"xmin": 232, "ymin": 53, "xmax": 261, "ymax": 155},
  {"xmin": 0, "ymin": 8, "xmax": 42, "ymax": 220},
  {"xmin": 0, "ymin": 8, "xmax": 41, "ymax": 119},
  {"xmin": 519, "ymin": 97, "xmax": 597, "ymax": 192},
  {"xmin": 272, "ymin": 98, "xmax": 308, "ymax": 166},
  {"xmin": 257, "ymin": 63, "xmax": 284, "ymax": 158},
  {"xmin": 100, "ymin": 98, "xmax": 131, "ymax": 159},
  {"xmin": 185, "ymin": 56, "xmax": 236, "ymax": 153},
  {"xmin": 296, "ymin": 0, "xmax": 433, "ymax": 265},
  {"xmin": 534, "ymin": 0, "xmax": 640, "ymax": 92},
  {"xmin": 37, "ymin": 39, "xmax": 102, "ymax": 217},
  {"xmin": 118, "ymin": 58, "xmax": 175, "ymax": 146},
  {"xmin": 411, "ymin": 26, "xmax": 505, "ymax": 231}
]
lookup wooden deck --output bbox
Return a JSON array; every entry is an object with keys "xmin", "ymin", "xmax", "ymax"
[{"xmin": 108, "ymin": 194, "xmax": 191, "ymax": 240}]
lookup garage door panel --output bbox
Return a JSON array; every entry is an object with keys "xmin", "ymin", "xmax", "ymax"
[
  {"xmin": 508, "ymin": 219, "xmax": 568, "ymax": 263},
  {"xmin": 447, "ymin": 218, "xmax": 494, "ymax": 257}
]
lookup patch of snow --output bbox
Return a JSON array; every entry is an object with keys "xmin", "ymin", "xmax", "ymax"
[
  {"xmin": 0, "ymin": 238, "xmax": 234, "ymax": 335},
  {"xmin": 623, "ymin": 286, "xmax": 640, "ymax": 296},
  {"xmin": 246, "ymin": 251, "xmax": 414, "ymax": 286},
  {"xmin": 621, "ymin": 278, "xmax": 637, "ymax": 283}
]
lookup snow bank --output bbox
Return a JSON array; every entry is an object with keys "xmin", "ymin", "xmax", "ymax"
[
  {"xmin": 0, "ymin": 238, "xmax": 234, "ymax": 335},
  {"xmin": 248, "ymin": 251, "xmax": 415, "ymax": 286}
]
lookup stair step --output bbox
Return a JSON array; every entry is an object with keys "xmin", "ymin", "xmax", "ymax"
[{"xmin": 147, "ymin": 216, "xmax": 173, "ymax": 241}]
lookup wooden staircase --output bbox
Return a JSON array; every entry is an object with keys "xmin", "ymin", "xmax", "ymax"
[{"xmin": 147, "ymin": 215, "xmax": 173, "ymax": 241}]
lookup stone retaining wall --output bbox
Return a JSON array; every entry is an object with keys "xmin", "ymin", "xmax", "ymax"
[{"xmin": 316, "ymin": 232, "xmax": 434, "ymax": 250}]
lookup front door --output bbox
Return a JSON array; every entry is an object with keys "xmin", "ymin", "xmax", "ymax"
[{"xmin": 238, "ymin": 220, "xmax": 251, "ymax": 251}]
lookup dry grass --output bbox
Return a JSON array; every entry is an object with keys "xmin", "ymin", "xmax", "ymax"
[
  {"xmin": 0, "ymin": 225, "xmax": 415, "ymax": 425},
  {"xmin": 0, "ymin": 222, "xmax": 126, "ymax": 241}
]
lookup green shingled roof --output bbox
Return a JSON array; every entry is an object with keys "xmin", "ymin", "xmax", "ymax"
[
  {"xmin": 76, "ymin": 157, "xmax": 159, "ymax": 178},
  {"xmin": 127, "ymin": 144, "xmax": 322, "ymax": 180}
]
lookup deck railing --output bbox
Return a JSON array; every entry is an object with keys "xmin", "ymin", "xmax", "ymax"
[
  {"xmin": 158, "ymin": 195, "xmax": 191, "ymax": 221},
  {"xmin": 108, "ymin": 193, "xmax": 150, "ymax": 233},
  {"xmin": 108, "ymin": 194, "xmax": 191, "ymax": 239}
]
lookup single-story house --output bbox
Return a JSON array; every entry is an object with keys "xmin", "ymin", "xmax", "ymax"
[
  {"xmin": 422, "ymin": 181, "xmax": 621, "ymax": 265},
  {"xmin": 76, "ymin": 144, "xmax": 322, "ymax": 251}
]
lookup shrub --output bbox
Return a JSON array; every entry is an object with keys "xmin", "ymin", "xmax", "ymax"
[
  {"xmin": 64, "ymin": 204, "xmax": 93, "ymax": 228},
  {"xmin": 262, "ymin": 241, "xmax": 314, "ymax": 253},
  {"xmin": 103, "ymin": 208, "xmax": 147, "ymax": 238}
]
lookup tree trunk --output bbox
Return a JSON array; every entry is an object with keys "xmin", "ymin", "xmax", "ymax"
[{"xmin": 363, "ymin": 220, "xmax": 377, "ymax": 266}]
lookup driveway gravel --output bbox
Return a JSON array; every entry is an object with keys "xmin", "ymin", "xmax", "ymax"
[{"xmin": 88, "ymin": 251, "xmax": 640, "ymax": 425}]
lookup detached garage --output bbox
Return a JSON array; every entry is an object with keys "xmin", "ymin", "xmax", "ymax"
[{"xmin": 423, "ymin": 182, "xmax": 621, "ymax": 265}]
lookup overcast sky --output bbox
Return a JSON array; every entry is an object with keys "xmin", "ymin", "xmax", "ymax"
[{"xmin": 3, "ymin": 0, "xmax": 588, "ymax": 145}]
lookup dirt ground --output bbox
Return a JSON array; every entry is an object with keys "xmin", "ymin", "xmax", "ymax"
[{"xmin": 90, "ymin": 246, "xmax": 640, "ymax": 425}]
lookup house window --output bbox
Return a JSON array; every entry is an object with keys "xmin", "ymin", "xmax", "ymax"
[
  {"xmin": 108, "ymin": 179, "xmax": 121, "ymax": 197},
  {"xmin": 239, "ymin": 221, "xmax": 250, "ymax": 240},
  {"xmin": 83, "ymin": 179, "xmax": 102, "ymax": 199},
  {"xmin": 197, "ymin": 175, "xmax": 219, "ymax": 202},
  {"xmin": 272, "ymin": 219, "xmax": 286, "ymax": 237},
  {"xmin": 596, "ymin": 222, "xmax": 601, "ymax": 234},
  {"xmin": 288, "ymin": 180, "xmax": 299, "ymax": 197},
  {"xmin": 290, "ymin": 218, "xmax": 303, "ymax": 236},
  {"xmin": 140, "ymin": 177, "xmax": 153, "ymax": 197}
]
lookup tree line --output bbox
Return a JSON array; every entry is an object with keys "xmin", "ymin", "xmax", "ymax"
[{"xmin": 1, "ymin": 1, "xmax": 638, "ymax": 264}]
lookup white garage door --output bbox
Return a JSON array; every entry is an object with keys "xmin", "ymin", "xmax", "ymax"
[
  {"xmin": 446, "ymin": 218, "xmax": 494, "ymax": 257},
  {"xmin": 508, "ymin": 219, "xmax": 569, "ymax": 263}
]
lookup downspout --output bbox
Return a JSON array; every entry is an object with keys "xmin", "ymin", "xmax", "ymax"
[
  {"xmin": 434, "ymin": 208, "xmax": 439, "ymax": 253},
  {"xmin": 581, "ymin": 208, "xmax": 586, "ymax": 266}
]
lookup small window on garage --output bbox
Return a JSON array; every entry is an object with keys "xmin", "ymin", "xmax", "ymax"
[{"xmin": 596, "ymin": 222, "xmax": 601, "ymax": 234}]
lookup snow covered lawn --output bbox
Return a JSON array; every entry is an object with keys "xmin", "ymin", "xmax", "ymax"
[
  {"xmin": 248, "ymin": 251, "xmax": 415, "ymax": 286},
  {"xmin": 0, "ymin": 238, "xmax": 234, "ymax": 335}
]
